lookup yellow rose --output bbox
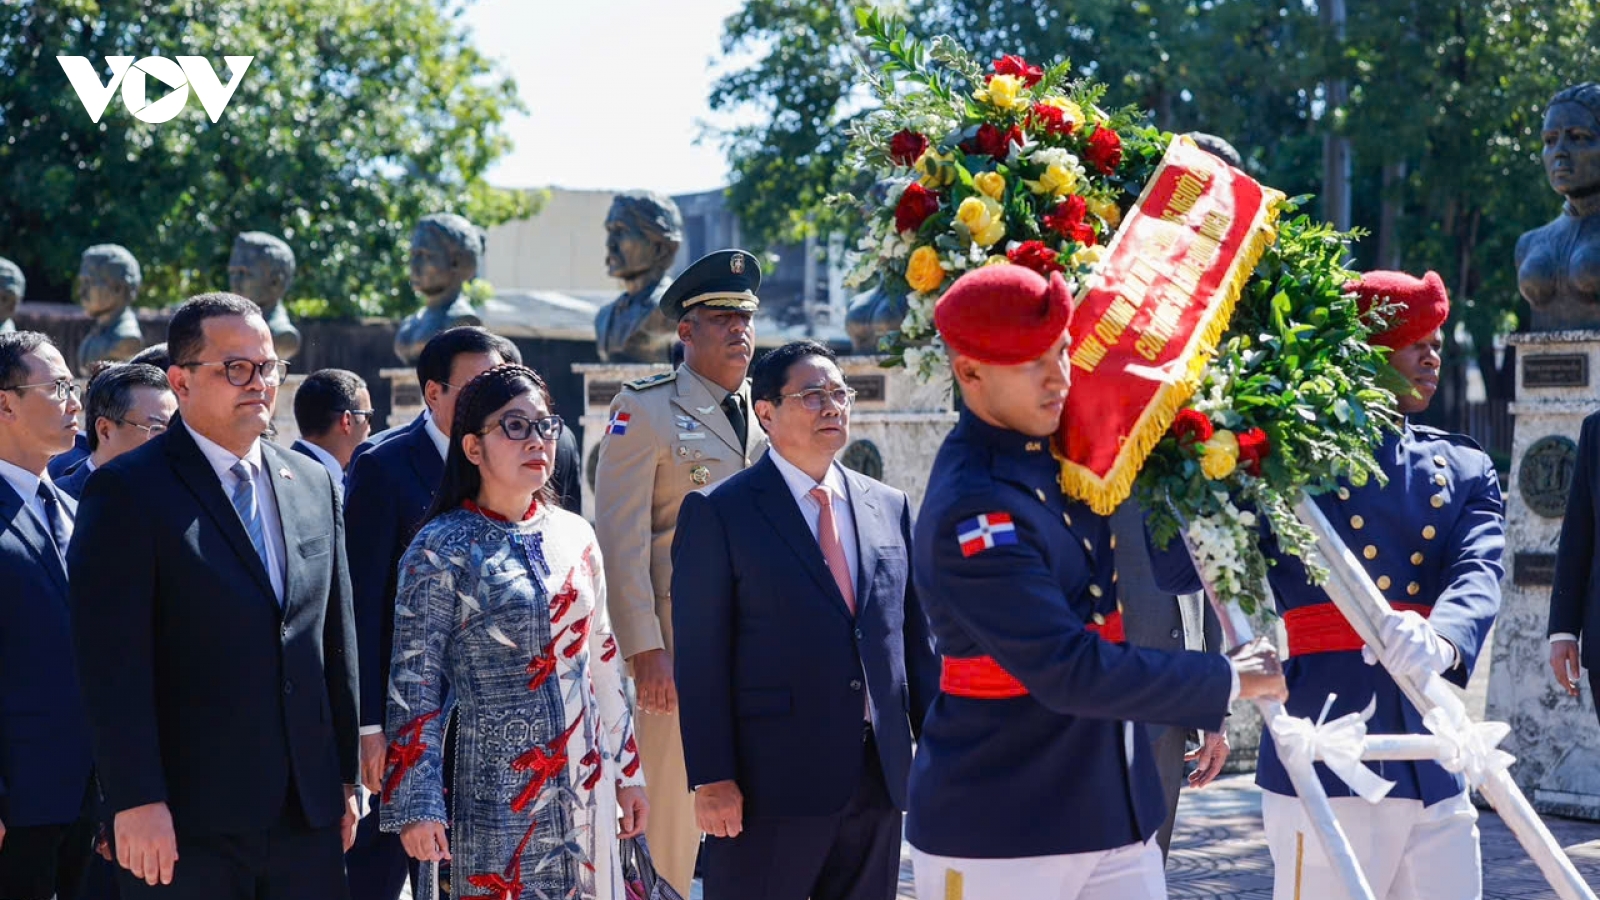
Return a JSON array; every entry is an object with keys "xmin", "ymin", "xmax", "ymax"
[
  {"xmin": 983, "ymin": 255, "xmax": 1011, "ymax": 266},
  {"xmin": 1087, "ymin": 195, "xmax": 1122, "ymax": 228},
  {"xmin": 1040, "ymin": 96, "xmax": 1086, "ymax": 130},
  {"xmin": 975, "ymin": 74, "xmax": 1026, "ymax": 110},
  {"xmin": 1026, "ymin": 163, "xmax": 1080, "ymax": 198},
  {"xmin": 955, "ymin": 196, "xmax": 1007, "ymax": 247},
  {"xmin": 916, "ymin": 149, "xmax": 956, "ymax": 188},
  {"xmin": 1070, "ymin": 244, "xmax": 1105, "ymax": 269},
  {"xmin": 906, "ymin": 245, "xmax": 947, "ymax": 293},
  {"xmin": 1200, "ymin": 430, "xmax": 1240, "ymax": 480},
  {"xmin": 973, "ymin": 171, "xmax": 1006, "ymax": 201}
]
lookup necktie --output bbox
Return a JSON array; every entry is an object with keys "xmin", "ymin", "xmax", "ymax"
[
  {"xmin": 229, "ymin": 461, "xmax": 272, "ymax": 580},
  {"xmin": 722, "ymin": 393, "xmax": 748, "ymax": 450},
  {"xmin": 36, "ymin": 481, "xmax": 70, "ymax": 562},
  {"xmin": 809, "ymin": 486, "xmax": 855, "ymax": 614}
]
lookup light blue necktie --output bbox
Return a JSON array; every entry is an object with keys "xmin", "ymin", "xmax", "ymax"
[{"xmin": 229, "ymin": 460, "xmax": 272, "ymax": 585}]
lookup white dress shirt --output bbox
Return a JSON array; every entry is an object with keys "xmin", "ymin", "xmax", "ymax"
[
  {"xmin": 767, "ymin": 447, "xmax": 859, "ymax": 595},
  {"xmin": 0, "ymin": 457, "xmax": 73, "ymax": 545},
  {"xmin": 185, "ymin": 424, "xmax": 286, "ymax": 604},
  {"xmin": 293, "ymin": 438, "xmax": 346, "ymax": 488}
]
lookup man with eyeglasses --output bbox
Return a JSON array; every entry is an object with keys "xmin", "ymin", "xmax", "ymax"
[
  {"xmin": 56, "ymin": 363, "xmax": 175, "ymax": 501},
  {"xmin": 290, "ymin": 369, "xmax": 372, "ymax": 489},
  {"xmin": 0, "ymin": 331, "xmax": 97, "ymax": 900},
  {"xmin": 672, "ymin": 339, "xmax": 939, "ymax": 900},
  {"xmin": 69, "ymin": 293, "xmax": 360, "ymax": 899}
]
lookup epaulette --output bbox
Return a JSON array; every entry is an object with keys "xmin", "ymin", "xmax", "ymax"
[
  {"xmin": 623, "ymin": 371, "xmax": 677, "ymax": 392},
  {"xmin": 1411, "ymin": 423, "xmax": 1486, "ymax": 453}
]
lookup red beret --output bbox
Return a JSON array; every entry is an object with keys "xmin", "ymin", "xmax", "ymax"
[
  {"xmin": 934, "ymin": 265, "xmax": 1075, "ymax": 365},
  {"xmin": 1349, "ymin": 270, "xmax": 1451, "ymax": 350}
]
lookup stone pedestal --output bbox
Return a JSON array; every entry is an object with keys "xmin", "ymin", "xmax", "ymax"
[
  {"xmin": 1486, "ymin": 330, "xmax": 1600, "ymax": 820},
  {"xmin": 572, "ymin": 357, "xmax": 957, "ymax": 521},
  {"xmin": 382, "ymin": 368, "xmax": 426, "ymax": 430},
  {"xmin": 268, "ymin": 374, "xmax": 306, "ymax": 445}
]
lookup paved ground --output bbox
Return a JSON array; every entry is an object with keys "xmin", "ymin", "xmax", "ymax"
[{"xmin": 683, "ymin": 774, "xmax": 1600, "ymax": 898}]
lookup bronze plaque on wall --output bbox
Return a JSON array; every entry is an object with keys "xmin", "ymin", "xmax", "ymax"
[
  {"xmin": 1514, "ymin": 552, "xmax": 1558, "ymax": 587},
  {"xmin": 392, "ymin": 379, "xmax": 422, "ymax": 409},
  {"xmin": 840, "ymin": 439, "xmax": 884, "ymax": 481},
  {"xmin": 1524, "ymin": 354, "xmax": 1589, "ymax": 388},
  {"xmin": 1520, "ymin": 435, "xmax": 1579, "ymax": 518},
  {"xmin": 587, "ymin": 380, "xmax": 623, "ymax": 408},
  {"xmin": 846, "ymin": 374, "xmax": 887, "ymax": 403}
]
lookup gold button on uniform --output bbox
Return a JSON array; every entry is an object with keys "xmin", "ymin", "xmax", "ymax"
[
  {"xmin": 1092, "ymin": 612, "xmax": 1106, "ymax": 625},
  {"xmin": 1063, "ymin": 512, "xmax": 1073, "ymax": 528},
  {"xmin": 1083, "ymin": 538, "xmax": 1093, "ymax": 552},
  {"xmin": 1433, "ymin": 455, "xmax": 1447, "ymax": 467},
  {"xmin": 1377, "ymin": 576, "xmax": 1392, "ymax": 590},
  {"xmin": 1363, "ymin": 545, "xmax": 1378, "ymax": 560},
  {"xmin": 1090, "ymin": 584, "xmax": 1104, "ymax": 598},
  {"xmin": 1350, "ymin": 515, "xmax": 1365, "ymax": 530},
  {"xmin": 1434, "ymin": 473, "xmax": 1447, "ymax": 487},
  {"xmin": 1110, "ymin": 534, "xmax": 1118, "ymax": 550},
  {"xmin": 1423, "ymin": 525, "xmax": 1437, "ymax": 540},
  {"xmin": 1036, "ymin": 488, "xmax": 1048, "ymax": 503},
  {"xmin": 1338, "ymin": 488, "xmax": 1351, "ymax": 501},
  {"xmin": 1411, "ymin": 552, "xmax": 1425, "ymax": 565},
  {"xmin": 1407, "ymin": 582, "xmax": 1421, "ymax": 596},
  {"xmin": 1431, "ymin": 494, "xmax": 1445, "ymax": 509},
  {"xmin": 1112, "ymin": 571, "xmax": 1119, "ymax": 584}
]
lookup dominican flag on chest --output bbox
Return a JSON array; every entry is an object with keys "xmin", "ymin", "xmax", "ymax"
[
  {"xmin": 605, "ymin": 411, "xmax": 631, "ymax": 436},
  {"xmin": 957, "ymin": 512, "xmax": 1018, "ymax": 557}
]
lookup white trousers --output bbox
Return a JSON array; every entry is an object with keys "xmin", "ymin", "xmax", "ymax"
[
  {"xmin": 911, "ymin": 837, "xmax": 1166, "ymax": 900},
  {"xmin": 1262, "ymin": 790, "xmax": 1481, "ymax": 900}
]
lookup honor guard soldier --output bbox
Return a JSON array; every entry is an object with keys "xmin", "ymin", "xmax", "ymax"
[
  {"xmin": 1157, "ymin": 270, "xmax": 1503, "ymax": 900},
  {"xmin": 593, "ymin": 249, "xmax": 769, "ymax": 895},
  {"xmin": 908, "ymin": 265, "xmax": 1287, "ymax": 900}
]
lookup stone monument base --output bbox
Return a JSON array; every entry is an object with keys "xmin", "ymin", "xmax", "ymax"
[{"xmin": 268, "ymin": 373, "xmax": 306, "ymax": 445}]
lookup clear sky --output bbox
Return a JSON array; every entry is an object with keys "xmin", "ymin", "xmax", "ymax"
[{"xmin": 464, "ymin": 0, "xmax": 751, "ymax": 195}]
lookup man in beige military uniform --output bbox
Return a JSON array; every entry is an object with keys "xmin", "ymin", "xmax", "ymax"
[{"xmin": 594, "ymin": 249, "xmax": 768, "ymax": 894}]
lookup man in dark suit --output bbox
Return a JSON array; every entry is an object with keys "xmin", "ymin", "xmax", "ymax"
[
  {"xmin": 673, "ymin": 340, "xmax": 939, "ymax": 900},
  {"xmin": 290, "ymin": 368, "xmax": 373, "ymax": 488},
  {"xmin": 56, "ymin": 363, "xmax": 175, "ymax": 501},
  {"xmin": 0, "ymin": 332, "xmax": 96, "ymax": 900},
  {"xmin": 1551, "ymin": 408, "xmax": 1600, "ymax": 709},
  {"xmin": 69, "ymin": 293, "xmax": 360, "ymax": 898},
  {"xmin": 341, "ymin": 325, "xmax": 509, "ymax": 900}
]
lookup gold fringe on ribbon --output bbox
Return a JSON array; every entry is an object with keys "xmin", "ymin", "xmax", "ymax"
[{"xmin": 1058, "ymin": 163, "xmax": 1284, "ymax": 515}]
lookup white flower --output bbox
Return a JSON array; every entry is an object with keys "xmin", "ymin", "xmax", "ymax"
[{"xmin": 1028, "ymin": 146, "xmax": 1083, "ymax": 171}]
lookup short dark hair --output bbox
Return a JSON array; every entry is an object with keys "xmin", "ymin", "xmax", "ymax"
[
  {"xmin": 128, "ymin": 342, "xmax": 171, "ymax": 370},
  {"xmin": 167, "ymin": 293, "xmax": 263, "ymax": 366},
  {"xmin": 0, "ymin": 331, "xmax": 53, "ymax": 390},
  {"xmin": 294, "ymin": 368, "xmax": 368, "ymax": 438},
  {"xmin": 750, "ymin": 339, "xmax": 837, "ymax": 405},
  {"xmin": 414, "ymin": 326, "xmax": 508, "ymax": 389},
  {"xmin": 85, "ymin": 363, "xmax": 170, "ymax": 451}
]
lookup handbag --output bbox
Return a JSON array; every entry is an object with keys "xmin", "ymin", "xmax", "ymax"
[{"xmin": 620, "ymin": 835, "xmax": 685, "ymax": 900}]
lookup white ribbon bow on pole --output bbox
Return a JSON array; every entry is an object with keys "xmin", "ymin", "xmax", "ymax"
[
  {"xmin": 1420, "ymin": 677, "xmax": 1516, "ymax": 788},
  {"xmin": 1270, "ymin": 695, "xmax": 1396, "ymax": 804}
]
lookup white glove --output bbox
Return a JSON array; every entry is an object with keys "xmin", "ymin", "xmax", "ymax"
[{"xmin": 1361, "ymin": 610, "xmax": 1456, "ymax": 681}]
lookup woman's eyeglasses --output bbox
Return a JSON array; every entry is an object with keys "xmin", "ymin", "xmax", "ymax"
[{"xmin": 483, "ymin": 412, "xmax": 563, "ymax": 442}]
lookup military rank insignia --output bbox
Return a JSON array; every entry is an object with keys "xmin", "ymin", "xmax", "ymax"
[
  {"xmin": 957, "ymin": 512, "xmax": 1018, "ymax": 557},
  {"xmin": 605, "ymin": 410, "xmax": 630, "ymax": 436}
]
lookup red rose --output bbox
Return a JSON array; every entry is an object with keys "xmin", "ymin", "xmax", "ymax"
[
  {"xmin": 961, "ymin": 123, "xmax": 1024, "ymax": 162},
  {"xmin": 1006, "ymin": 240, "xmax": 1065, "ymax": 277},
  {"xmin": 1030, "ymin": 103, "xmax": 1076, "ymax": 136},
  {"xmin": 1042, "ymin": 196, "xmax": 1095, "ymax": 245},
  {"xmin": 889, "ymin": 130, "xmax": 930, "ymax": 167},
  {"xmin": 991, "ymin": 55, "xmax": 1045, "ymax": 87},
  {"xmin": 1237, "ymin": 427, "xmax": 1271, "ymax": 475},
  {"xmin": 894, "ymin": 182, "xmax": 941, "ymax": 234},
  {"xmin": 1085, "ymin": 126, "xmax": 1123, "ymax": 175},
  {"xmin": 1170, "ymin": 409, "xmax": 1214, "ymax": 445}
]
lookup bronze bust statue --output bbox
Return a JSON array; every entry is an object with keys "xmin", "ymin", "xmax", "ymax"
[
  {"xmin": 394, "ymin": 213, "xmax": 485, "ymax": 364},
  {"xmin": 594, "ymin": 191, "xmax": 682, "ymax": 363},
  {"xmin": 1518, "ymin": 83, "xmax": 1600, "ymax": 331},
  {"xmin": 0, "ymin": 256, "xmax": 21, "ymax": 334},
  {"xmin": 229, "ymin": 232, "xmax": 301, "ymax": 360},
  {"xmin": 76, "ymin": 244, "xmax": 145, "ymax": 375}
]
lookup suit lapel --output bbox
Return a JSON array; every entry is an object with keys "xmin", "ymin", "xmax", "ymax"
[
  {"xmin": 671, "ymin": 366, "xmax": 744, "ymax": 457},
  {"xmin": 841, "ymin": 469, "xmax": 879, "ymax": 618},
  {"xmin": 262, "ymin": 442, "xmax": 306, "ymax": 613},
  {"xmin": 164, "ymin": 419, "xmax": 277, "ymax": 605},
  {"xmin": 0, "ymin": 478, "xmax": 67, "ymax": 592},
  {"xmin": 751, "ymin": 456, "xmax": 853, "ymax": 621},
  {"xmin": 406, "ymin": 426, "xmax": 444, "ymax": 502}
]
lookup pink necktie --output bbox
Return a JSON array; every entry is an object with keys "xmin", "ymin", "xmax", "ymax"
[{"xmin": 810, "ymin": 486, "xmax": 856, "ymax": 614}]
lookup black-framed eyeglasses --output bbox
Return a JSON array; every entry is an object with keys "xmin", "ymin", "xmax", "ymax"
[
  {"xmin": 780, "ymin": 387, "xmax": 857, "ymax": 411},
  {"xmin": 117, "ymin": 417, "xmax": 168, "ymax": 437},
  {"xmin": 482, "ymin": 412, "xmax": 563, "ymax": 442},
  {"xmin": 343, "ymin": 409, "xmax": 375, "ymax": 422},
  {"xmin": 3, "ymin": 378, "xmax": 80, "ymax": 402},
  {"xmin": 181, "ymin": 358, "xmax": 289, "ymax": 387}
]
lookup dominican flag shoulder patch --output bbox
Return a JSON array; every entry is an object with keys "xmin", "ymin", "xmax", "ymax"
[
  {"xmin": 605, "ymin": 411, "xmax": 631, "ymax": 436},
  {"xmin": 957, "ymin": 512, "xmax": 1018, "ymax": 557}
]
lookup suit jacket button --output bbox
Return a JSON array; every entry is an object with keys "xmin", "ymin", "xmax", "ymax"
[
  {"xmin": 1170, "ymin": 628, "xmax": 1182, "ymax": 640},
  {"xmin": 854, "ymin": 628, "xmax": 864, "ymax": 640},
  {"xmin": 283, "ymin": 680, "xmax": 294, "ymax": 696},
  {"xmin": 850, "ymin": 679, "xmax": 862, "ymax": 691}
]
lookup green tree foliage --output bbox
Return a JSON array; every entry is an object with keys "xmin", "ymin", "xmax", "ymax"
[{"xmin": 0, "ymin": 0, "xmax": 539, "ymax": 317}]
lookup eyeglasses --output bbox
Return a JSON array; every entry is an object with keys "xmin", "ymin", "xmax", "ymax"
[
  {"xmin": 780, "ymin": 387, "xmax": 857, "ymax": 411},
  {"xmin": 343, "ymin": 409, "xmax": 375, "ymax": 422},
  {"xmin": 181, "ymin": 358, "xmax": 289, "ymax": 387},
  {"xmin": 482, "ymin": 412, "xmax": 563, "ymax": 442},
  {"xmin": 3, "ymin": 378, "xmax": 80, "ymax": 402},
  {"xmin": 117, "ymin": 417, "xmax": 168, "ymax": 437}
]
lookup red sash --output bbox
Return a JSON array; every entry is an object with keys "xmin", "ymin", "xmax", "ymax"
[
  {"xmin": 1283, "ymin": 602, "xmax": 1431, "ymax": 657},
  {"xmin": 940, "ymin": 611, "xmax": 1125, "ymax": 699}
]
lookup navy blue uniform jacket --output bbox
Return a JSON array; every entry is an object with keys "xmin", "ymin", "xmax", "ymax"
[
  {"xmin": 1154, "ymin": 423, "xmax": 1502, "ymax": 806},
  {"xmin": 909, "ymin": 410, "xmax": 1233, "ymax": 859},
  {"xmin": 671, "ymin": 454, "xmax": 940, "ymax": 817}
]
